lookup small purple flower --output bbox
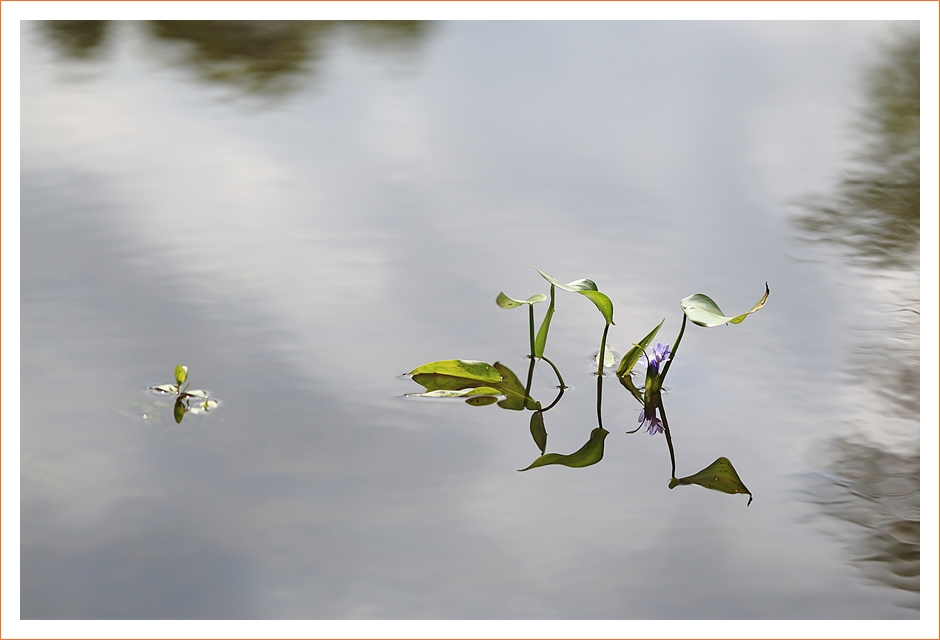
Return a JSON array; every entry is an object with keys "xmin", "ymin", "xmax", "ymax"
[
  {"xmin": 643, "ymin": 342, "xmax": 671, "ymax": 377},
  {"xmin": 638, "ymin": 402, "xmax": 664, "ymax": 435}
]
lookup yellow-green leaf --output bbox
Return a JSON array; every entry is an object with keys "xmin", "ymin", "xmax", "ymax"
[
  {"xmin": 519, "ymin": 427, "xmax": 608, "ymax": 471},
  {"xmin": 680, "ymin": 283, "xmax": 770, "ymax": 328},
  {"xmin": 496, "ymin": 291, "xmax": 547, "ymax": 309}
]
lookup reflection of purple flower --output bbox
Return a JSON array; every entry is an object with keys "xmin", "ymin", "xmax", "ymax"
[
  {"xmin": 638, "ymin": 402, "xmax": 663, "ymax": 435},
  {"xmin": 643, "ymin": 342, "xmax": 671, "ymax": 377}
]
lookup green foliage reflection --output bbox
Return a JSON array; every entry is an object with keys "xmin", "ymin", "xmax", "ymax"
[{"xmin": 149, "ymin": 364, "xmax": 219, "ymax": 424}]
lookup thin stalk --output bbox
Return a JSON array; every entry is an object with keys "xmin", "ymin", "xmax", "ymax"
[
  {"xmin": 595, "ymin": 322, "xmax": 611, "ymax": 428},
  {"xmin": 658, "ymin": 313, "xmax": 687, "ymax": 383},
  {"xmin": 528, "ymin": 303, "xmax": 536, "ymax": 359},
  {"xmin": 658, "ymin": 393, "xmax": 677, "ymax": 479},
  {"xmin": 541, "ymin": 356, "xmax": 567, "ymax": 389},
  {"xmin": 522, "ymin": 355, "xmax": 536, "ymax": 406}
]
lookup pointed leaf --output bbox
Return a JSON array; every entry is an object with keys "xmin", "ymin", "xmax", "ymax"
[
  {"xmin": 493, "ymin": 362, "xmax": 529, "ymax": 410},
  {"xmin": 173, "ymin": 397, "xmax": 186, "ymax": 424},
  {"xmin": 533, "ymin": 267, "xmax": 599, "ymax": 292},
  {"xmin": 519, "ymin": 427, "xmax": 608, "ymax": 471},
  {"xmin": 580, "ymin": 290, "xmax": 615, "ymax": 325},
  {"xmin": 174, "ymin": 364, "xmax": 188, "ymax": 386},
  {"xmin": 616, "ymin": 319, "xmax": 665, "ymax": 379},
  {"xmin": 669, "ymin": 457, "xmax": 753, "ymax": 505},
  {"xmin": 533, "ymin": 285, "xmax": 555, "ymax": 359},
  {"xmin": 408, "ymin": 360, "xmax": 502, "ymax": 383},
  {"xmin": 680, "ymin": 283, "xmax": 770, "ymax": 328},
  {"xmin": 496, "ymin": 291, "xmax": 547, "ymax": 309},
  {"xmin": 529, "ymin": 403, "xmax": 547, "ymax": 454}
]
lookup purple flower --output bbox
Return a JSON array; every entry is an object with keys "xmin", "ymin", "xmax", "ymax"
[
  {"xmin": 638, "ymin": 402, "xmax": 664, "ymax": 435},
  {"xmin": 643, "ymin": 342, "xmax": 671, "ymax": 377}
]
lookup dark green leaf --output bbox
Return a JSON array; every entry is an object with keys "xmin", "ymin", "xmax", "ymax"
[
  {"xmin": 680, "ymin": 283, "xmax": 770, "ymax": 328},
  {"xmin": 529, "ymin": 403, "xmax": 547, "ymax": 454},
  {"xmin": 465, "ymin": 396, "xmax": 499, "ymax": 406},
  {"xmin": 669, "ymin": 457, "xmax": 753, "ymax": 505},
  {"xmin": 533, "ymin": 285, "xmax": 555, "ymax": 359},
  {"xmin": 616, "ymin": 319, "xmax": 665, "ymax": 379},
  {"xmin": 173, "ymin": 397, "xmax": 186, "ymax": 424},
  {"xmin": 493, "ymin": 362, "xmax": 528, "ymax": 410},
  {"xmin": 519, "ymin": 427, "xmax": 608, "ymax": 471}
]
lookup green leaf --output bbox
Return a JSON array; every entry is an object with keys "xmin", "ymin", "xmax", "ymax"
[
  {"xmin": 149, "ymin": 384, "xmax": 179, "ymax": 394},
  {"xmin": 496, "ymin": 292, "xmax": 547, "ymax": 309},
  {"xmin": 680, "ymin": 283, "xmax": 770, "ymax": 328},
  {"xmin": 173, "ymin": 397, "xmax": 186, "ymax": 424},
  {"xmin": 519, "ymin": 427, "xmax": 608, "ymax": 471},
  {"xmin": 174, "ymin": 364, "xmax": 188, "ymax": 386},
  {"xmin": 533, "ymin": 267, "xmax": 599, "ymax": 293},
  {"xmin": 407, "ymin": 387, "xmax": 502, "ymax": 399},
  {"xmin": 408, "ymin": 360, "xmax": 502, "ymax": 383},
  {"xmin": 529, "ymin": 403, "xmax": 547, "ymax": 454},
  {"xmin": 182, "ymin": 389, "xmax": 208, "ymax": 398},
  {"xmin": 534, "ymin": 267, "xmax": 614, "ymax": 325},
  {"xmin": 668, "ymin": 457, "xmax": 753, "ymax": 506},
  {"xmin": 616, "ymin": 319, "xmax": 665, "ymax": 379},
  {"xmin": 493, "ymin": 362, "xmax": 529, "ymax": 410},
  {"xmin": 533, "ymin": 285, "xmax": 555, "ymax": 359}
]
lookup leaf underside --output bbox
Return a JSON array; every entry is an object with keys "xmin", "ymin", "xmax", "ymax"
[
  {"xmin": 680, "ymin": 283, "xmax": 770, "ymax": 328},
  {"xmin": 669, "ymin": 456, "xmax": 753, "ymax": 505}
]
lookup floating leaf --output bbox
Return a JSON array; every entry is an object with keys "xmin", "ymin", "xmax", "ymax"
[
  {"xmin": 616, "ymin": 319, "xmax": 665, "ymax": 379},
  {"xmin": 534, "ymin": 267, "xmax": 614, "ymax": 325},
  {"xmin": 529, "ymin": 402, "xmax": 547, "ymax": 454},
  {"xmin": 594, "ymin": 344, "xmax": 615, "ymax": 369},
  {"xmin": 407, "ymin": 387, "xmax": 502, "ymax": 399},
  {"xmin": 496, "ymin": 292, "xmax": 547, "ymax": 309},
  {"xmin": 149, "ymin": 384, "xmax": 179, "ymax": 394},
  {"xmin": 174, "ymin": 364, "xmax": 188, "ymax": 387},
  {"xmin": 534, "ymin": 285, "xmax": 555, "ymax": 359},
  {"xmin": 182, "ymin": 389, "xmax": 208, "ymax": 398},
  {"xmin": 408, "ymin": 359, "xmax": 502, "ymax": 382},
  {"xmin": 669, "ymin": 457, "xmax": 753, "ymax": 506},
  {"xmin": 680, "ymin": 283, "xmax": 770, "ymax": 328},
  {"xmin": 519, "ymin": 427, "xmax": 608, "ymax": 471}
]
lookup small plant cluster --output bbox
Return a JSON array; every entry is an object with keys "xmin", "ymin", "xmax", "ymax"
[
  {"xmin": 406, "ymin": 267, "xmax": 769, "ymax": 505},
  {"xmin": 149, "ymin": 364, "xmax": 219, "ymax": 424}
]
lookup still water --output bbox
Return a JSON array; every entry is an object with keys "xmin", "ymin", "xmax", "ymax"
[{"xmin": 19, "ymin": 20, "xmax": 920, "ymax": 619}]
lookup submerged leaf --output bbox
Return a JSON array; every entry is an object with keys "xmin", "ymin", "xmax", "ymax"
[
  {"xmin": 680, "ymin": 283, "xmax": 770, "ymax": 328},
  {"xmin": 669, "ymin": 457, "xmax": 753, "ymax": 505},
  {"xmin": 519, "ymin": 427, "xmax": 608, "ymax": 471},
  {"xmin": 529, "ymin": 403, "xmax": 547, "ymax": 454},
  {"xmin": 616, "ymin": 319, "xmax": 665, "ymax": 379},
  {"xmin": 496, "ymin": 292, "xmax": 547, "ymax": 309}
]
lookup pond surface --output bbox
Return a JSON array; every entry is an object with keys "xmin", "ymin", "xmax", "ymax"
[{"xmin": 18, "ymin": 20, "xmax": 921, "ymax": 622}]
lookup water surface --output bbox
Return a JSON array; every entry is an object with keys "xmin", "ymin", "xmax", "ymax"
[{"xmin": 19, "ymin": 20, "xmax": 920, "ymax": 620}]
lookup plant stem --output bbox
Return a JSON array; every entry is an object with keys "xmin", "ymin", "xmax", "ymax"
[
  {"xmin": 596, "ymin": 322, "xmax": 611, "ymax": 377},
  {"xmin": 596, "ymin": 373, "xmax": 604, "ymax": 430},
  {"xmin": 659, "ymin": 313, "xmax": 687, "ymax": 383},
  {"xmin": 541, "ymin": 356, "xmax": 567, "ymax": 389},
  {"xmin": 658, "ymin": 393, "xmax": 677, "ymax": 479},
  {"xmin": 528, "ymin": 303, "xmax": 536, "ymax": 359}
]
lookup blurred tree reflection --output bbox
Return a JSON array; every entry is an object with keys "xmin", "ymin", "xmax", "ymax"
[
  {"xmin": 805, "ymin": 440, "xmax": 919, "ymax": 609},
  {"xmin": 146, "ymin": 20, "xmax": 430, "ymax": 94},
  {"xmin": 796, "ymin": 28, "xmax": 920, "ymax": 609},
  {"xmin": 42, "ymin": 21, "xmax": 110, "ymax": 59},
  {"xmin": 40, "ymin": 20, "xmax": 431, "ymax": 95},
  {"xmin": 796, "ymin": 31, "xmax": 919, "ymax": 271}
]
